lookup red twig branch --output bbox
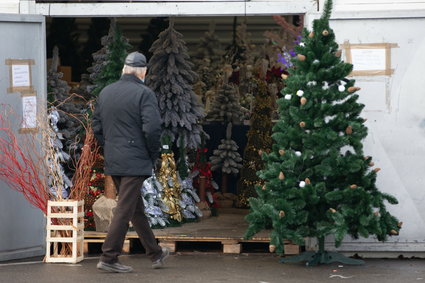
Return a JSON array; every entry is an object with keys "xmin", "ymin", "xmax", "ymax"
[{"xmin": 0, "ymin": 108, "xmax": 49, "ymax": 214}]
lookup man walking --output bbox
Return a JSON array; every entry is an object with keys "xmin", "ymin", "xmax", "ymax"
[{"xmin": 93, "ymin": 51, "xmax": 168, "ymax": 273}]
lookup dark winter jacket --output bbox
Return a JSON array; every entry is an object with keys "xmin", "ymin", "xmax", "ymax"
[{"xmin": 92, "ymin": 74, "xmax": 162, "ymax": 176}]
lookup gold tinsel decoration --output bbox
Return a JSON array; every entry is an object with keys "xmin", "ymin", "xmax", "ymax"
[{"xmin": 158, "ymin": 152, "xmax": 182, "ymax": 222}]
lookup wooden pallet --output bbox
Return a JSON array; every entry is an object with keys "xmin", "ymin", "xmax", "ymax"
[
  {"xmin": 83, "ymin": 238, "xmax": 130, "ymax": 254},
  {"xmin": 84, "ymin": 209, "xmax": 300, "ymax": 255},
  {"xmin": 84, "ymin": 231, "xmax": 299, "ymax": 255}
]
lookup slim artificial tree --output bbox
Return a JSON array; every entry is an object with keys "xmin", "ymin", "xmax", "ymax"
[
  {"xmin": 147, "ymin": 20, "xmax": 206, "ymax": 151},
  {"xmin": 206, "ymin": 75, "xmax": 245, "ymax": 125},
  {"xmin": 236, "ymin": 78, "xmax": 273, "ymax": 208},
  {"xmin": 245, "ymin": 0, "xmax": 401, "ymax": 265},
  {"xmin": 210, "ymin": 123, "xmax": 243, "ymax": 193},
  {"xmin": 193, "ymin": 21, "xmax": 223, "ymax": 110},
  {"xmin": 47, "ymin": 46, "xmax": 84, "ymax": 180},
  {"xmin": 87, "ymin": 19, "xmax": 132, "ymax": 98}
]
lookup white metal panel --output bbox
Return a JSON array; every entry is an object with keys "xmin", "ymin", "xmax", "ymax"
[
  {"xmin": 0, "ymin": 13, "xmax": 46, "ymax": 262},
  {"xmin": 0, "ymin": 0, "xmax": 19, "ymax": 14},
  {"xmin": 32, "ymin": 0, "xmax": 312, "ymax": 17},
  {"xmin": 335, "ymin": 0, "xmax": 425, "ymax": 11}
]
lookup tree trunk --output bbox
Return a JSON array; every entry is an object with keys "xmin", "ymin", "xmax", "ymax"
[
  {"xmin": 104, "ymin": 175, "xmax": 117, "ymax": 199},
  {"xmin": 221, "ymin": 173, "xmax": 228, "ymax": 193}
]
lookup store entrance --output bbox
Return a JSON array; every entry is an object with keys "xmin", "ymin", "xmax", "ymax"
[{"xmin": 45, "ymin": 15, "xmax": 302, "ymax": 255}]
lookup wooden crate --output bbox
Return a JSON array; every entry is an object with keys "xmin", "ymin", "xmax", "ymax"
[{"xmin": 46, "ymin": 200, "xmax": 84, "ymax": 263}]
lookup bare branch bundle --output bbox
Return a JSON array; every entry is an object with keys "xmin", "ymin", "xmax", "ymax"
[{"xmin": 67, "ymin": 101, "xmax": 100, "ymax": 201}]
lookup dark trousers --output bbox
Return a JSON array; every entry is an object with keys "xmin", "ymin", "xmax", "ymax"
[{"xmin": 100, "ymin": 176, "xmax": 162, "ymax": 264}]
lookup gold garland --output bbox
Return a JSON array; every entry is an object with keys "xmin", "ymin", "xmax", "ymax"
[{"xmin": 158, "ymin": 152, "xmax": 182, "ymax": 222}]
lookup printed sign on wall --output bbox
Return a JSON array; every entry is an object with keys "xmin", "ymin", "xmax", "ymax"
[
  {"xmin": 340, "ymin": 42, "xmax": 398, "ymax": 76},
  {"xmin": 5, "ymin": 59, "xmax": 35, "ymax": 93},
  {"xmin": 19, "ymin": 93, "xmax": 38, "ymax": 133}
]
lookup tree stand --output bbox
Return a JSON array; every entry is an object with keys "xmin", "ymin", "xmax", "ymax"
[
  {"xmin": 196, "ymin": 176, "xmax": 211, "ymax": 218},
  {"xmin": 280, "ymin": 237, "xmax": 364, "ymax": 266}
]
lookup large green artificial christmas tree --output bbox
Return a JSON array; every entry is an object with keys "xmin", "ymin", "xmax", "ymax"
[
  {"xmin": 236, "ymin": 78, "xmax": 273, "ymax": 208},
  {"xmin": 147, "ymin": 20, "xmax": 206, "ymax": 150},
  {"xmin": 245, "ymin": 0, "xmax": 401, "ymax": 265}
]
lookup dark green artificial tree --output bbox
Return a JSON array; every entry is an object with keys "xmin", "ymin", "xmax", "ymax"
[
  {"xmin": 88, "ymin": 19, "xmax": 132, "ymax": 98},
  {"xmin": 147, "ymin": 20, "xmax": 206, "ymax": 150},
  {"xmin": 245, "ymin": 0, "xmax": 401, "ymax": 265},
  {"xmin": 236, "ymin": 78, "xmax": 273, "ymax": 208}
]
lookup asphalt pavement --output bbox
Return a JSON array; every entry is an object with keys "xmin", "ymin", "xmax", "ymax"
[{"xmin": 0, "ymin": 253, "xmax": 424, "ymax": 283}]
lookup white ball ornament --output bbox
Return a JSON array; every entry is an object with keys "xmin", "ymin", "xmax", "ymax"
[
  {"xmin": 295, "ymin": 151, "xmax": 302, "ymax": 157},
  {"xmin": 300, "ymin": 42, "xmax": 305, "ymax": 47},
  {"xmin": 296, "ymin": 90, "xmax": 304, "ymax": 97},
  {"xmin": 338, "ymin": 85, "xmax": 345, "ymax": 92},
  {"xmin": 299, "ymin": 181, "xmax": 306, "ymax": 188},
  {"xmin": 322, "ymin": 82, "xmax": 330, "ymax": 90},
  {"xmin": 284, "ymin": 94, "xmax": 292, "ymax": 100}
]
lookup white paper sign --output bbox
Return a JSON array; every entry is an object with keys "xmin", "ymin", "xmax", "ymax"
[
  {"xmin": 351, "ymin": 49, "xmax": 386, "ymax": 71},
  {"xmin": 12, "ymin": 64, "xmax": 31, "ymax": 87},
  {"xmin": 22, "ymin": 96, "xmax": 37, "ymax": 128}
]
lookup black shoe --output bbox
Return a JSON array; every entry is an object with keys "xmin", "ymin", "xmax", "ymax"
[
  {"xmin": 152, "ymin": 247, "xmax": 170, "ymax": 269},
  {"xmin": 97, "ymin": 261, "xmax": 133, "ymax": 273}
]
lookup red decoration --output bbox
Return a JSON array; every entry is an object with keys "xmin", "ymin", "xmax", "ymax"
[{"xmin": 192, "ymin": 148, "xmax": 215, "ymax": 205}]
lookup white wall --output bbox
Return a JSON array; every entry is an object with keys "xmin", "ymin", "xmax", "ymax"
[
  {"xmin": 0, "ymin": 0, "xmax": 19, "ymax": 13},
  {"xmin": 14, "ymin": 0, "xmax": 314, "ymax": 17}
]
